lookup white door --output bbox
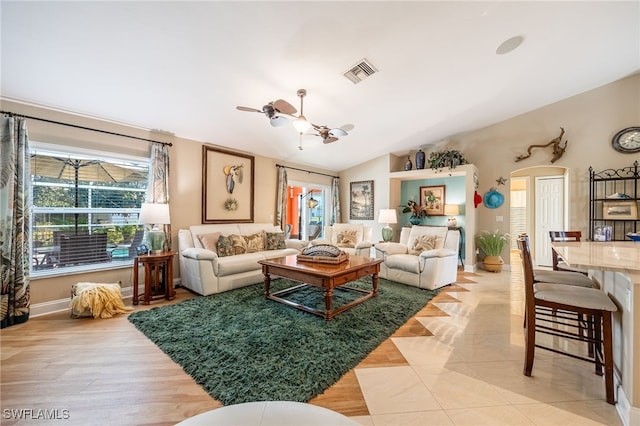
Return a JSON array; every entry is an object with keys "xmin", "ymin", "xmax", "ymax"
[{"xmin": 534, "ymin": 176, "xmax": 564, "ymax": 267}]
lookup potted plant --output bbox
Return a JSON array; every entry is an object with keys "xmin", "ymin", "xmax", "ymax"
[
  {"xmin": 428, "ymin": 149, "xmax": 469, "ymax": 169},
  {"xmin": 475, "ymin": 230, "xmax": 510, "ymax": 272},
  {"xmin": 401, "ymin": 200, "xmax": 428, "ymax": 225}
]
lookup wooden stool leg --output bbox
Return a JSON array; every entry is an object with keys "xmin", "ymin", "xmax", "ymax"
[
  {"xmin": 594, "ymin": 314, "xmax": 604, "ymax": 376},
  {"xmin": 524, "ymin": 309, "xmax": 535, "ymax": 376},
  {"xmin": 603, "ymin": 311, "xmax": 615, "ymax": 404}
]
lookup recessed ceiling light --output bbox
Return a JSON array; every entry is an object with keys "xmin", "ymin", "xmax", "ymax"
[{"xmin": 496, "ymin": 35, "xmax": 524, "ymax": 55}]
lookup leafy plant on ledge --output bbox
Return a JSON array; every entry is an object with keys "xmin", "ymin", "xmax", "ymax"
[
  {"xmin": 401, "ymin": 200, "xmax": 428, "ymax": 218},
  {"xmin": 428, "ymin": 149, "xmax": 469, "ymax": 169}
]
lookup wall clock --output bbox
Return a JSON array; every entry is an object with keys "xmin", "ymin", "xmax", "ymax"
[{"xmin": 612, "ymin": 127, "xmax": 640, "ymax": 153}]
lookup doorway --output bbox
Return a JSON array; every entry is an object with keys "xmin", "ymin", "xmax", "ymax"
[
  {"xmin": 287, "ymin": 183, "xmax": 329, "ymax": 240},
  {"xmin": 510, "ymin": 166, "xmax": 568, "ymax": 267}
]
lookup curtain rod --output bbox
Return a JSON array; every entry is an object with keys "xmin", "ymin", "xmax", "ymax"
[
  {"xmin": 1, "ymin": 110, "xmax": 173, "ymax": 147},
  {"xmin": 276, "ymin": 164, "xmax": 338, "ymax": 179}
]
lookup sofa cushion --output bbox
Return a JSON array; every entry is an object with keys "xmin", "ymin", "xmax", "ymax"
[
  {"xmin": 331, "ymin": 223, "xmax": 363, "ymax": 247},
  {"xmin": 385, "ymin": 254, "xmax": 420, "ymax": 274},
  {"xmin": 336, "ymin": 230, "xmax": 358, "ymax": 248},
  {"xmin": 407, "ymin": 226, "xmax": 448, "ymax": 251},
  {"xmin": 230, "ymin": 234, "xmax": 248, "ymax": 255},
  {"xmin": 198, "ymin": 232, "xmax": 222, "ymax": 252},
  {"xmin": 216, "ymin": 253, "xmax": 265, "ymax": 276},
  {"xmin": 265, "ymin": 232, "xmax": 286, "ymax": 250},
  {"xmin": 217, "ymin": 235, "xmax": 235, "ymax": 257},
  {"xmin": 243, "ymin": 231, "xmax": 265, "ymax": 253},
  {"xmin": 409, "ymin": 234, "xmax": 437, "ymax": 255}
]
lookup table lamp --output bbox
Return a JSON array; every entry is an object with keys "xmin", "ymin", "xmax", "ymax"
[
  {"xmin": 444, "ymin": 204, "xmax": 459, "ymax": 227},
  {"xmin": 138, "ymin": 203, "xmax": 171, "ymax": 253},
  {"xmin": 378, "ymin": 209, "xmax": 397, "ymax": 242}
]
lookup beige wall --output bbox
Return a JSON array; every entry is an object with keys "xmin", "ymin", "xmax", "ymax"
[
  {"xmin": 5, "ymin": 73, "xmax": 638, "ymax": 305},
  {"xmin": 414, "ymin": 73, "xmax": 639, "ymax": 265},
  {"xmin": 2, "ymin": 100, "xmax": 336, "ymax": 305}
]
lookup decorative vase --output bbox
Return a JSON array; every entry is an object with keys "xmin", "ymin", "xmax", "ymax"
[
  {"xmin": 483, "ymin": 255, "xmax": 504, "ymax": 272},
  {"xmin": 409, "ymin": 215, "xmax": 422, "ymax": 225},
  {"xmin": 415, "ymin": 149, "xmax": 425, "ymax": 169},
  {"xmin": 404, "ymin": 156, "xmax": 413, "ymax": 171}
]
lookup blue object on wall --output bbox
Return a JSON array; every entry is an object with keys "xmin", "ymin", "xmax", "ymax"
[{"xmin": 483, "ymin": 188, "xmax": 504, "ymax": 209}]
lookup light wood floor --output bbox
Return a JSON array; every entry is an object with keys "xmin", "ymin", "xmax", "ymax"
[{"xmin": 0, "ymin": 274, "xmax": 469, "ymax": 425}]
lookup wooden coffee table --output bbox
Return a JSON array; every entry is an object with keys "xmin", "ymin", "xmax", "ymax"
[{"xmin": 258, "ymin": 255, "xmax": 383, "ymax": 321}]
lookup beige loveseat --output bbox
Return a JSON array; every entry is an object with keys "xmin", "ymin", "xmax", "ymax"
[
  {"xmin": 309, "ymin": 223, "xmax": 373, "ymax": 257},
  {"xmin": 374, "ymin": 225, "xmax": 460, "ymax": 290},
  {"xmin": 178, "ymin": 223, "xmax": 307, "ymax": 296}
]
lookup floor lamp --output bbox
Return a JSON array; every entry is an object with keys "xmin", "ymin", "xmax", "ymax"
[{"xmin": 298, "ymin": 190, "xmax": 318, "ymax": 240}]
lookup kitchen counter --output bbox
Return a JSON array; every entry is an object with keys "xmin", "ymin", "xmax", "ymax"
[{"xmin": 552, "ymin": 240, "xmax": 640, "ymax": 426}]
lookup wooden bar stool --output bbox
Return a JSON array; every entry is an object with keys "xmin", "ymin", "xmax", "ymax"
[
  {"xmin": 548, "ymin": 231, "xmax": 589, "ymax": 275},
  {"xmin": 517, "ymin": 235, "xmax": 617, "ymax": 404}
]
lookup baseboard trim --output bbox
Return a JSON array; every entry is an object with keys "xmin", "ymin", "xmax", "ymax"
[
  {"xmin": 30, "ymin": 286, "xmax": 134, "ymax": 318},
  {"xmin": 615, "ymin": 375, "xmax": 638, "ymax": 426},
  {"xmin": 30, "ymin": 278, "xmax": 183, "ymax": 317}
]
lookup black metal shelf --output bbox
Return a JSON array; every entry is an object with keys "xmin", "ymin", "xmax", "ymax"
[{"xmin": 589, "ymin": 161, "xmax": 639, "ymax": 241}]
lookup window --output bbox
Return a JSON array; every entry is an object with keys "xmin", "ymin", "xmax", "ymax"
[{"xmin": 30, "ymin": 145, "xmax": 149, "ymax": 276}]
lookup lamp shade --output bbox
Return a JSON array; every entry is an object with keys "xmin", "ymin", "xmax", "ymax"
[
  {"xmin": 378, "ymin": 209, "xmax": 398, "ymax": 224},
  {"xmin": 138, "ymin": 203, "xmax": 171, "ymax": 226},
  {"xmin": 293, "ymin": 115, "xmax": 312, "ymax": 133},
  {"xmin": 444, "ymin": 204, "xmax": 460, "ymax": 216}
]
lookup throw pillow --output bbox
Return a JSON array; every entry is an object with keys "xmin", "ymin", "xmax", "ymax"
[
  {"xmin": 336, "ymin": 230, "xmax": 358, "ymax": 248},
  {"xmin": 265, "ymin": 232, "xmax": 286, "ymax": 250},
  {"xmin": 230, "ymin": 234, "xmax": 247, "ymax": 255},
  {"xmin": 409, "ymin": 235, "xmax": 437, "ymax": 255},
  {"xmin": 216, "ymin": 235, "xmax": 234, "ymax": 257},
  {"xmin": 243, "ymin": 231, "xmax": 265, "ymax": 253},
  {"xmin": 198, "ymin": 232, "xmax": 222, "ymax": 252}
]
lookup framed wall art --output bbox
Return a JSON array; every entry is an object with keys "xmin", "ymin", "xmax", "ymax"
[
  {"xmin": 602, "ymin": 201, "xmax": 638, "ymax": 220},
  {"xmin": 420, "ymin": 185, "xmax": 446, "ymax": 216},
  {"xmin": 349, "ymin": 180, "xmax": 374, "ymax": 220},
  {"xmin": 202, "ymin": 145, "xmax": 254, "ymax": 223}
]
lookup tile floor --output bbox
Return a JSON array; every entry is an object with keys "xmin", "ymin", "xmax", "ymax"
[{"xmin": 348, "ymin": 258, "xmax": 623, "ymax": 426}]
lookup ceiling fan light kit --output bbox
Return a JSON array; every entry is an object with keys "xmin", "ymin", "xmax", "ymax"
[{"xmin": 237, "ymin": 88, "xmax": 353, "ymax": 149}]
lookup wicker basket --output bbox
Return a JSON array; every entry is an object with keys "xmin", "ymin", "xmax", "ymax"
[{"xmin": 297, "ymin": 252, "xmax": 349, "ymax": 264}]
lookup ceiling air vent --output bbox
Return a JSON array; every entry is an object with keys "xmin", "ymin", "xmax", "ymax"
[{"xmin": 343, "ymin": 59, "xmax": 377, "ymax": 84}]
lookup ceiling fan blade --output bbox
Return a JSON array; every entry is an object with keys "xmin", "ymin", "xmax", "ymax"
[
  {"xmin": 236, "ymin": 106, "xmax": 263, "ymax": 113},
  {"xmin": 273, "ymin": 99, "xmax": 297, "ymax": 115},
  {"xmin": 340, "ymin": 124, "xmax": 355, "ymax": 132},
  {"xmin": 329, "ymin": 127, "xmax": 348, "ymax": 137},
  {"xmin": 270, "ymin": 115, "xmax": 289, "ymax": 127},
  {"xmin": 323, "ymin": 136, "xmax": 339, "ymax": 144}
]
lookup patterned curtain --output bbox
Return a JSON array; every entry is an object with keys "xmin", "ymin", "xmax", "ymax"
[
  {"xmin": 146, "ymin": 144, "xmax": 171, "ymax": 251},
  {"xmin": 275, "ymin": 167, "xmax": 288, "ymax": 231},
  {"xmin": 331, "ymin": 177, "xmax": 341, "ymax": 225},
  {"xmin": 1, "ymin": 116, "xmax": 31, "ymax": 328}
]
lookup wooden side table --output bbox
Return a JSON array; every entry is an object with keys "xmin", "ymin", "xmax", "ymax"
[{"xmin": 133, "ymin": 251, "xmax": 177, "ymax": 305}]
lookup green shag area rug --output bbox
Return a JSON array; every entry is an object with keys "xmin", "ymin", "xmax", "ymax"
[{"xmin": 128, "ymin": 277, "xmax": 438, "ymax": 405}]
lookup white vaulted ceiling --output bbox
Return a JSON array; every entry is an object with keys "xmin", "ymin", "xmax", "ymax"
[{"xmin": 1, "ymin": 1, "xmax": 638, "ymax": 171}]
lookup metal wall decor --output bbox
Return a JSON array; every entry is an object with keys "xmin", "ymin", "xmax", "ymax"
[{"xmin": 202, "ymin": 145, "xmax": 254, "ymax": 223}]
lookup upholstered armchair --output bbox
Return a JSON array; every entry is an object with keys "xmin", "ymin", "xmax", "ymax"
[
  {"xmin": 310, "ymin": 223, "xmax": 373, "ymax": 257},
  {"xmin": 375, "ymin": 225, "xmax": 460, "ymax": 290}
]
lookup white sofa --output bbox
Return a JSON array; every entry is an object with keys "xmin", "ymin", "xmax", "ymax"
[
  {"xmin": 374, "ymin": 225, "xmax": 460, "ymax": 290},
  {"xmin": 310, "ymin": 223, "xmax": 373, "ymax": 257},
  {"xmin": 178, "ymin": 223, "xmax": 307, "ymax": 296}
]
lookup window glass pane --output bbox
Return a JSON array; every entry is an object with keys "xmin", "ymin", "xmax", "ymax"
[{"xmin": 31, "ymin": 149, "xmax": 149, "ymax": 274}]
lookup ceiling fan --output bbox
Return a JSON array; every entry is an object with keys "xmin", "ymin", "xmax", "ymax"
[
  {"xmin": 237, "ymin": 89, "xmax": 353, "ymax": 149},
  {"xmin": 236, "ymin": 99, "xmax": 297, "ymax": 127},
  {"xmin": 311, "ymin": 123, "xmax": 352, "ymax": 144},
  {"xmin": 291, "ymin": 89, "xmax": 353, "ymax": 150}
]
